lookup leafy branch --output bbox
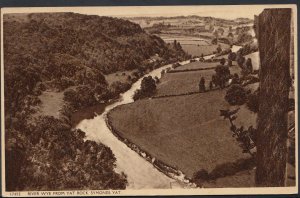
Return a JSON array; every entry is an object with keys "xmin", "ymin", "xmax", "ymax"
[{"xmin": 220, "ymin": 108, "xmax": 256, "ymax": 157}]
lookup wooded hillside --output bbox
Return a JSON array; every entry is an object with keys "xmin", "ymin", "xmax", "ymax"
[{"xmin": 3, "ymin": 12, "xmax": 188, "ymax": 191}]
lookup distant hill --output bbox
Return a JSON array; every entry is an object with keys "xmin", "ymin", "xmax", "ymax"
[{"xmin": 124, "ymin": 15, "xmax": 253, "ymax": 28}]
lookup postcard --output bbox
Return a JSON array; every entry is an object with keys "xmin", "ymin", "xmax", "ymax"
[{"xmin": 1, "ymin": 4, "xmax": 298, "ymax": 196}]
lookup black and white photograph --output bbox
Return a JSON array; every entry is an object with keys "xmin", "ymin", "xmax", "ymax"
[{"xmin": 1, "ymin": 4, "xmax": 298, "ymax": 196}]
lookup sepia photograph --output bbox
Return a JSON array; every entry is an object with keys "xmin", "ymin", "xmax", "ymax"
[{"xmin": 1, "ymin": 3, "xmax": 298, "ymax": 196}]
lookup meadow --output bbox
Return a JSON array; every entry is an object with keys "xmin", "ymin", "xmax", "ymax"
[
  {"xmin": 156, "ymin": 64, "xmax": 241, "ymax": 97},
  {"xmin": 174, "ymin": 61, "xmax": 223, "ymax": 71},
  {"xmin": 181, "ymin": 43, "xmax": 229, "ymax": 57},
  {"xmin": 108, "ymin": 91, "xmax": 256, "ymax": 179},
  {"xmin": 159, "ymin": 34, "xmax": 230, "ymax": 57}
]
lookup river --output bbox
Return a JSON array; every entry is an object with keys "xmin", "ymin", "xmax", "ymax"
[{"xmin": 76, "ymin": 45, "xmax": 243, "ymax": 189}]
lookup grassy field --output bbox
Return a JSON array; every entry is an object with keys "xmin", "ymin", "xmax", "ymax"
[
  {"xmin": 158, "ymin": 34, "xmax": 230, "ymax": 57},
  {"xmin": 156, "ymin": 65, "xmax": 241, "ymax": 96},
  {"xmin": 34, "ymin": 90, "xmax": 64, "ymax": 119},
  {"xmin": 182, "ymin": 43, "xmax": 229, "ymax": 57},
  {"xmin": 108, "ymin": 91, "xmax": 256, "ymax": 180},
  {"xmin": 105, "ymin": 70, "xmax": 135, "ymax": 85},
  {"xmin": 174, "ymin": 61, "xmax": 224, "ymax": 71}
]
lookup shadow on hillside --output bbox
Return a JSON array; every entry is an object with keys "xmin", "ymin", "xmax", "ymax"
[{"xmin": 191, "ymin": 157, "xmax": 255, "ymax": 186}]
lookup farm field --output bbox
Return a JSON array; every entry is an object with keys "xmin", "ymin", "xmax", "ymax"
[
  {"xmin": 108, "ymin": 91, "xmax": 256, "ymax": 180},
  {"xmin": 181, "ymin": 43, "xmax": 229, "ymax": 57},
  {"xmin": 158, "ymin": 34, "xmax": 230, "ymax": 57},
  {"xmin": 156, "ymin": 64, "xmax": 241, "ymax": 96},
  {"xmin": 174, "ymin": 61, "xmax": 230, "ymax": 71}
]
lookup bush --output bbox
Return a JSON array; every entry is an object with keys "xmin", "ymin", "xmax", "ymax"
[
  {"xmin": 172, "ymin": 62, "xmax": 181, "ymax": 69},
  {"xmin": 225, "ymin": 84, "xmax": 247, "ymax": 105},
  {"xmin": 228, "ymin": 52, "xmax": 237, "ymax": 61}
]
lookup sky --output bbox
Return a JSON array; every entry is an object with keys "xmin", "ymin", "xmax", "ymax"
[{"xmin": 2, "ymin": 4, "xmax": 296, "ymax": 20}]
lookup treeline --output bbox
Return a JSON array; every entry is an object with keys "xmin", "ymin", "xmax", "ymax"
[{"xmin": 4, "ymin": 12, "xmax": 189, "ymax": 191}]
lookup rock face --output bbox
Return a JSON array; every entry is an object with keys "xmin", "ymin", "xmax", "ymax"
[{"xmin": 256, "ymin": 8, "xmax": 291, "ymax": 186}]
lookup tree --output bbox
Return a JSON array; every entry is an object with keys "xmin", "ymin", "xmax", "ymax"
[
  {"xmin": 237, "ymin": 55, "xmax": 246, "ymax": 68},
  {"xmin": 213, "ymin": 30, "xmax": 219, "ymax": 43},
  {"xmin": 245, "ymin": 58, "xmax": 253, "ymax": 73},
  {"xmin": 133, "ymin": 76, "xmax": 157, "ymax": 100},
  {"xmin": 228, "ymin": 32, "xmax": 234, "ymax": 38},
  {"xmin": 228, "ymin": 52, "xmax": 237, "ymax": 61},
  {"xmin": 141, "ymin": 76, "xmax": 156, "ymax": 95},
  {"xmin": 225, "ymin": 84, "xmax": 247, "ymax": 105},
  {"xmin": 214, "ymin": 65, "xmax": 231, "ymax": 89},
  {"xmin": 218, "ymin": 27, "xmax": 225, "ymax": 36},
  {"xmin": 199, "ymin": 77, "xmax": 206, "ymax": 93},
  {"xmin": 216, "ymin": 45, "xmax": 222, "ymax": 54}
]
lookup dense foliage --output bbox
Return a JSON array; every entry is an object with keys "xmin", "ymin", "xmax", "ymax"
[
  {"xmin": 133, "ymin": 76, "xmax": 157, "ymax": 100},
  {"xmin": 237, "ymin": 41, "xmax": 258, "ymax": 56},
  {"xmin": 225, "ymin": 84, "xmax": 247, "ymax": 105},
  {"xmin": 6, "ymin": 116, "xmax": 127, "ymax": 191},
  {"xmin": 212, "ymin": 65, "xmax": 231, "ymax": 89},
  {"xmin": 246, "ymin": 89, "xmax": 259, "ymax": 113}
]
